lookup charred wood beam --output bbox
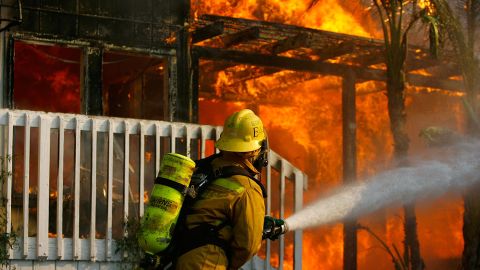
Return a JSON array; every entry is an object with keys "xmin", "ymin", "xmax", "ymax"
[
  {"xmin": 221, "ymin": 27, "xmax": 260, "ymax": 48},
  {"xmin": 429, "ymin": 64, "xmax": 462, "ymax": 79},
  {"xmin": 198, "ymin": 75, "xmax": 463, "ymax": 105},
  {"xmin": 194, "ymin": 46, "xmax": 464, "ymax": 91},
  {"xmin": 268, "ymin": 33, "xmax": 311, "ymax": 54},
  {"xmin": 81, "ymin": 47, "xmax": 103, "ymax": 115},
  {"xmin": 191, "ymin": 53, "xmax": 200, "ymax": 123},
  {"xmin": 193, "ymin": 46, "xmax": 463, "ymax": 91},
  {"xmin": 200, "ymin": 61, "xmax": 280, "ymax": 83},
  {"xmin": 406, "ymin": 57, "xmax": 443, "ymax": 72},
  {"xmin": 201, "ymin": 60, "xmax": 238, "ymax": 72},
  {"xmin": 174, "ymin": 27, "xmax": 192, "ymax": 122},
  {"xmin": 200, "ymin": 14, "xmax": 385, "ymax": 49},
  {"xmin": 195, "ymin": 46, "xmax": 373, "ymax": 77},
  {"xmin": 349, "ymin": 51, "xmax": 384, "ymax": 67},
  {"xmin": 199, "ymin": 71, "xmax": 463, "ymax": 104},
  {"xmin": 198, "ymin": 68, "xmax": 281, "ymax": 96},
  {"xmin": 223, "ymin": 67, "xmax": 281, "ymax": 85},
  {"xmin": 314, "ymin": 42, "xmax": 355, "ymax": 61},
  {"xmin": 404, "ymin": 47, "xmax": 459, "ymax": 72},
  {"xmin": 199, "ymin": 15, "xmax": 455, "ymax": 67},
  {"xmin": 191, "ymin": 21, "xmax": 224, "ymax": 44},
  {"xmin": 201, "ymin": 71, "xmax": 320, "ymax": 101},
  {"xmin": 198, "ymin": 91, "xmax": 297, "ymax": 106},
  {"xmin": 248, "ymin": 72, "xmax": 320, "ymax": 96},
  {"xmin": 5, "ymin": 35, "xmax": 13, "ymax": 108},
  {"xmin": 406, "ymin": 73, "xmax": 463, "ymax": 91}
]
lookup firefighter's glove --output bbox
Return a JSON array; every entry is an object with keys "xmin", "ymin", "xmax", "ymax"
[
  {"xmin": 262, "ymin": 215, "xmax": 288, "ymax": 241},
  {"xmin": 139, "ymin": 253, "xmax": 161, "ymax": 270}
]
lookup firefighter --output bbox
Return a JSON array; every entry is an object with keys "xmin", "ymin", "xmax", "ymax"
[{"xmin": 175, "ymin": 109, "xmax": 269, "ymax": 270}]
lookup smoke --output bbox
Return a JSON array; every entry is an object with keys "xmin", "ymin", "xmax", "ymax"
[{"xmin": 286, "ymin": 138, "xmax": 480, "ymax": 231}]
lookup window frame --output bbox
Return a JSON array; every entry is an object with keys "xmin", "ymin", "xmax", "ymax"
[{"xmin": 3, "ymin": 33, "xmax": 176, "ymax": 117}]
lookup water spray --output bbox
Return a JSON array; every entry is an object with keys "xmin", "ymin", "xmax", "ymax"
[{"xmin": 285, "ymin": 139, "xmax": 480, "ymax": 231}]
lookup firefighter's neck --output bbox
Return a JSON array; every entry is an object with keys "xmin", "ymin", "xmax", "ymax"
[{"xmin": 221, "ymin": 151, "xmax": 260, "ymax": 175}]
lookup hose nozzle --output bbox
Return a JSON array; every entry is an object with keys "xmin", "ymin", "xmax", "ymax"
[{"xmin": 262, "ymin": 216, "xmax": 288, "ymax": 240}]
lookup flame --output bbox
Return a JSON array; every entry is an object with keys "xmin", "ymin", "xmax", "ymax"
[
  {"xmin": 144, "ymin": 191, "xmax": 149, "ymax": 204},
  {"xmin": 417, "ymin": 196, "xmax": 464, "ymax": 259},
  {"xmin": 14, "ymin": 41, "xmax": 81, "ymax": 113},
  {"xmin": 48, "ymin": 232, "xmax": 65, "ymax": 238},
  {"xmin": 192, "ymin": 0, "xmax": 379, "ymax": 38},
  {"xmin": 145, "ymin": 151, "xmax": 153, "ymax": 162},
  {"xmin": 418, "ymin": 0, "xmax": 435, "ymax": 15},
  {"xmin": 195, "ymin": 0, "xmax": 465, "ymax": 269},
  {"xmin": 11, "ymin": 1, "xmax": 463, "ymax": 269}
]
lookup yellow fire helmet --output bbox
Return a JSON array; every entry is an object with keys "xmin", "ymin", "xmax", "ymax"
[{"xmin": 215, "ymin": 109, "xmax": 267, "ymax": 152}]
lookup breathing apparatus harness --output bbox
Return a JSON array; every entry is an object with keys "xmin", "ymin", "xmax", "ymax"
[
  {"xmin": 176, "ymin": 152, "xmax": 268, "ymax": 255},
  {"xmin": 140, "ymin": 152, "xmax": 267, "ymax": 270}
]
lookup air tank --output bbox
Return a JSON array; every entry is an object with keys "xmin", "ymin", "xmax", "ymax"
[{"xmin": 137, "ymin": 153, "xmax": 196, "ymax": 254}]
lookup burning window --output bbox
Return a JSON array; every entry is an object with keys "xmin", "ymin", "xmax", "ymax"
[
  {"xmin": 13, "ymin": 41, "xmax": 81, "ymax": 113},
  {"xmin": 103, "ymin": 52, "xmax": 168, "ymax": 120}
]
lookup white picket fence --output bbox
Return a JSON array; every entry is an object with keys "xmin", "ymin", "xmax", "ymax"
[{"xmin": 0, "ymin": 109, "xmax": 306, "ymax": 270}]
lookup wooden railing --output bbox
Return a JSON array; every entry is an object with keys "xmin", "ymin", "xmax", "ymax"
[{"xmin": 0, "ymin": 109, "xmax": 306, "ymax": 270}]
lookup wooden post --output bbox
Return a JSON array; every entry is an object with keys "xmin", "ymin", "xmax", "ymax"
[
  {"xmin": 189, "ymin": 52, "xmax": 200, "ymax": 158},
  {"xmin": 342, "ymin": 69, "xmax": 357, "ymax": 270},
  {"xmin": 191, "ymin": 52, "xmax": 199, "ymax": 123},
  {"xmin": 4, "ymin": 35, "xmax": 13, "ymax": 109},
  {"xmin": 174, "ymin": 27, "xmax": 193, "ymax": 123},
  {"xmin": 0, "ymin": 32, "xmax": 6, "ymax": 109},
  {"xmin": 81, "ymin": 47, "xmax": 103, "ymax": 115}
]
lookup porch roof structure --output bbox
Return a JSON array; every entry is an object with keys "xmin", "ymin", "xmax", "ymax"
[{"xmin": 191, "ymin": 14, "xmax": 463, "ymax": 102}]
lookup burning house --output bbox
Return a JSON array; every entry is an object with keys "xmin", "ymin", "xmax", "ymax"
[
  {"xmin": 0, "ymin": 0, "xmax": 470, "ymax": 269},
  {"xmin": 0, "ymin": 0, "xmax": 305, "ymax": 269}
]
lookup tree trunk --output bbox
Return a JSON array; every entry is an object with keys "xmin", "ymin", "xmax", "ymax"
[
  {"xmin": 343, "ymin": 70, "xmax": 357, "ymax": 270},
  {"xmin": 462, "ymin": 193, "xmax": 480, "ymax": 270},
  {"xmin": 462, "ymin": 66, "xmax": 480, "ymax": 270},
  {"xmin": 404, "ymin": 204, "xmax": 424, "ymax": 270},
  {"xmin": 386, "ymin": 65, "xmax": 425, "ymax": 270}
]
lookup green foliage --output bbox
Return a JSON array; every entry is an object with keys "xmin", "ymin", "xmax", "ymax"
[
  {"xmin": 422, "ymin": 13, "xmax": 441, "ymax": 58},
  {"xmin": 115, "ymin": 217, "xmax": 143, "ymax": 269},
  {"xmin": 0, "ymin": 156, "xmax": 16, "ymax": 269},
  {"xmin": 0, "ymin": 231, "xmax": 16, "ymax": 269},
  {"xmin": 431, "ymin": 0, "xmax": 480, "ymax": 130},
  {"xmin": 430, "ymin": 0, "xmax": 469, "ymax": 57}
]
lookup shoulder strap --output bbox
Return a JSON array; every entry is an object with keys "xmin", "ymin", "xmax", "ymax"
[
  {"xmin": 194, "ymin": 153, "xmax": 222, "ymax": 171},
  {"xmin": 214, "ymin": 166, "xmax": 267, "ymax": 198},
  {"xmin": 213, "ymin": 165, "xmax": 252, "ymax": 179},
  {"xmin": 154, "ymin": 177, "xmax": 188, "ymax": 194}
]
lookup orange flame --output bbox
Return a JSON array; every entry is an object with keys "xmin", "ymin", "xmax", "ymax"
[
  {"xmin": 192, "ymin": 0, "xmax": 379, "ymax": 38},
  {"xmin": 144, "ymin": 191, "xmax": 149, "ymax": 204},
  {"xmin": 195, "ymin": 0, "xmax": 465, "ymax": 269},
  {"xmin": 145, "ymin": 151, "xmax": 153, "ymax": 162}
]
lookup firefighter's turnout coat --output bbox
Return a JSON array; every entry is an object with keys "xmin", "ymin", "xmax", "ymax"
[{"xmin": 175, "ymin": 154, "xmax": 266, "ymax": 270}]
